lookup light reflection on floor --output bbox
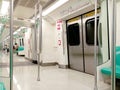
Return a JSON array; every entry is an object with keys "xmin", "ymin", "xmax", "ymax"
[{"xmin": 0, "ymin": 52, "xmax": 111, "ymax": 90}]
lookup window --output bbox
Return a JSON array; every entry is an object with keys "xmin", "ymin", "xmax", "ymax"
[
  {"xmin": 86, "ymin": 19, "xmax": 99, "ymax": 45},
  {"xmin": 19, "ymin": 39, "xmax": 22, "ymax": 46},
  {"xmin": 22, "ymin": 38, "xmax": 24, "ymax": 46},
  {"xmin": 99, "ymin": 23, "xmax": 102, "ymax": 47},
  {"xmin": 67, "ymin": 23, "xmax": 80, "ymax": 46}
]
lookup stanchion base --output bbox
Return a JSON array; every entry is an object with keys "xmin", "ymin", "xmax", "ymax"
[
  {"xmin": 37, "ymin": 77, "xmax": 40, "ymax": 81},
  {"xmin": 94, "ymin": 85, "xmax": 98, "ymax": 90}
]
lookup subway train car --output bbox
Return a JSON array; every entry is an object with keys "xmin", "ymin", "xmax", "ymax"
[{"xmin": 0, "ymin": 0, "xmax": 120, "ymax": 90}]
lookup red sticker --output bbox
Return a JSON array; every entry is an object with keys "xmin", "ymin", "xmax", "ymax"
[{"xmin": 58, "ymin": 40, "xmax": 61, "ymax": 46}]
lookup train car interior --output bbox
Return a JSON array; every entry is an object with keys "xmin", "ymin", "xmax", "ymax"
[{"xmin": 0, "ymin": 0, "xmax": 120, "ymax": 90}]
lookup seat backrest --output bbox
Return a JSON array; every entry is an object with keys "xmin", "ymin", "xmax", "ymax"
[
  {"xmin": 18, "ymin": 46, "xmax": 24, "ymax": 51},
  {"xmin": 116, "ymin": 46, "xmax": 120, "ymax": 52},
  {"xmin": 116, "ymin": 46, "xmax": 120, "ymax": 66}
]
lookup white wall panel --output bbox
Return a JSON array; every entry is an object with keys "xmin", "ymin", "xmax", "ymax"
[
  {"xmin": 116, "ymin": 1, "xmax": 120, "ymax": 46},
  {"xmin": 41, "ymin": 19, "xmax": 58, "ymax": 63}
]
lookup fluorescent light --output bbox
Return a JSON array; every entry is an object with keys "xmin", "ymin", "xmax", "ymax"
[
  {"xmin": 0, "ymin": 25, "xmax": 3, "ymax": 34},
  {"xmin": 5, "ymin": 36, "xmax": 10, "ymax": 40},
  {"xmin": 0, "ymin": 26, "xmax": 2, "ymax": 34},
  {"xmin": 0, "ymin": 25, "xmax": 2, "ymax": 31},
  {"xmin": 1, "ymin": 1, "xmax": 9, "ymax": 15},
  {"xmin": 30, "ymin": 19, "xmax": 35, "ymax": 23},
  {"xmin": 13, "ymin": 31, "xmax": 17, "ymax": 35},
  {"xmin": 42, "ymin": 0, "xmax": 69, "ymax": 16},
  {"xmin": 17, "ymin": 28, "xmax": 21, "ymax": 32}
]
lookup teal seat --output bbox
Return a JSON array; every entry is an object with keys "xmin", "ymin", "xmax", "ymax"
[
  {"xmin": 101, "ymin": 66, "xmax": 120, "ymax": 79},
  {"xmin": 0, "ymin": 82, "xmax": 6, "ymax": 90},
  {"xmin": 116, "ymin": 46, "xmax": 120, "ymax": 52},
  {"xmin": 18, "ymin": 46, "xmax": 24, "ymax": 51},
  {"xmin": 101, "ymin": 46, "xmax": 120, "ymax": 79}
]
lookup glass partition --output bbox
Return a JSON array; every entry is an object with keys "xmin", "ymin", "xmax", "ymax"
[
  {"xmin": 97, "ymin": 0, "xmax": 118, "ymax": 90},
  {"xmin": 97, "ymin": 0, "xmax": 110, "ymax": 66}
]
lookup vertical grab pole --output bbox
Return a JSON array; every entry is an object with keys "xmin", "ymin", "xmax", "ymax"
[
  {"xmin": 34, "ymin": 2, "xmax": 38, "ymax": 80},
  {"xmin": 94, "ymin": 0, "xmax": 98, "ymax": 90},
  {"xmin": 37, "ymin": 4, "xmax": 42, "ymax": 81},
  {"xmin": 111, "ymin": 0, "xmax": 116, "ymax": 90},
  {"xmin": 10, "ymin": 0, "xmax": 13, "ymax": 90},
  {"xmin": 62, "ymin": 23, "xmax": 65, "ymax": 55}
]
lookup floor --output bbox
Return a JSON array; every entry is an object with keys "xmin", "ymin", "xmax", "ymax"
[{"xmin": 0, "ymin": 52, "xmax": 112, "ymax": 90}]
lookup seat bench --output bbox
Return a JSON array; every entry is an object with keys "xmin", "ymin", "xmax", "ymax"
[
  {"xmin": 18, "ymin": 46, "xmax": 24, "ymax": 51},
  {"xmin": 0, "ymin": 82, "xmax": 6, "ymax": 90},
  {"xmin": 101, "ymin": 46, "xmax": 120, "ymax": 79},
  {"xmin": 101, "ymin": 65, "xmax": 120, "ymax": 79}
]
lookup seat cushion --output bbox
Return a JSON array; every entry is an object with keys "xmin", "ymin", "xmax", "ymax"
[
  {"xmin": 116, "ymin": 46, "xmax": 120, "ymax": 66},
  {"xmin": 116, "ymin": 52, "xmax": 120, "ymax": 66},
  {"xmin": 116, "ymin": 46, "xmax": 120, "ymax": 52},
  {"xmin": 18, "ymin": 46, "xmax": 24, "ymax": 51},
  {"xmin": 101, "ymin": 46, "xmax": 120, "ymax": 79},
  {"xmin": 101, "ymin": 67, "xmax": 111, "ymax": 76},
  {"xmin": 101, "ymin": 65, "xmax": 120, "ymax": 79},
  {"xmin": 116, "ymin": 66, "xmax": 120, "ymax": 78},
  {"xmin": 0, "ymin": 82, "xmax": 6, "ymax": 90}
]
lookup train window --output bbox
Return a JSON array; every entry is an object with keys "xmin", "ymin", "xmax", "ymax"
[
  {"xmin": 67, "ymin": 23, "xmax": 80, "ymax": 46},
  {"xmin": 19, "ymin": 39, "xmax": 22, "ymax": 46},
  {"xmin": 99, "ymin": 23, "xmax": 102, "ymax": 47},
  {"xmin": 86, "ymin": 19, "xmax": 99, "ymax": 45},
  {"xmin": 22, "ymin": 38, "xmax": 24, "ymax": 46}
]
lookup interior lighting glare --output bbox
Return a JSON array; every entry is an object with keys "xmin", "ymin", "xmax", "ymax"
[
  {"xmin": 1, "ymin": 1, "xmax": 9, "ymax": 15},
  {"xmin": 42, "ymin": 0, "xmax": 69, "ymax": 16},
  {"xmin": 13, "ymin": 31, "xmax": 17, "ymax": 35}
]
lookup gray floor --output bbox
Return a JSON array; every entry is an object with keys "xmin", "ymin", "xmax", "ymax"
[
  {"xmin": 0, "ymin": 52, "xmax": 116, "ymax": 90},
  {"xmin": 0, "ymin": 61, "xmax": 34, "ymax": 68}
]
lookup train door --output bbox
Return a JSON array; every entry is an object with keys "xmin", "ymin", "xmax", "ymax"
[
  {"xmin": 82, "ymin": 15, "xmax": 98, "ymax": 75},
  {"xmin": 67, "ymin": 14, "xmax": 98, "ymax": 74},
  {"xmin": 67, "ymin": 17, "xmax": 84, "ymax": 72}
]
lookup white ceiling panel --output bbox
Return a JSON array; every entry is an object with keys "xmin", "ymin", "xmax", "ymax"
[
  {"xmin": 14, "ymin": 6, "xmax": 34, "ymax": 19},
  {"xmin": 13, "ymin": 0, "xmax": 56, "ymax": 19},
  {"xmin": 47, "ymin": 0, "xmax": 93, "ymax": 21}
]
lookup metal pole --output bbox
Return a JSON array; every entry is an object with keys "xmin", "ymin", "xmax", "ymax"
[
  {"xmin": 111, "ymin": 0, "xmax": 116, "ymax": 90},
  {"xmin": 34, "ymin": 4, "xmax": 37, "ymax": 62},
  {"xmin": 94, "ymin": 0, "xmax": 98, "ymax": 90},
  {"xmin": 37, "ymin": 4, "xmax": 42, "ymax": 81},
  {"xmin": 39, "ymin": 6, "xmax": 42, "ymax": 55},
  {"xmin": 62, "ymin": 23, "xmax": 65, "ymax": 55},
  {"xmin": 34, "ymin": 4, "xmax": 39, "ymax": 81},
  {"xmin": 10, "ymin": 0, "xmax": 13, "ymax": 90}
]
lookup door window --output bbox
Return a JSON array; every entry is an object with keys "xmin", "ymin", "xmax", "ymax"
[
  {"xmin": 19, "ymin": 39, "xmax": 22, "ymax": 46},
  {"xmin": 67, "ymin": 23, "xmax": 80, "ymax": 46},
  {"xmin": 86, "ymin": 19, "xmax": 99, "ymax": 45},
  {"xmin": 22, "ymin": 38, "xmax": 24, "ymax": 46}
]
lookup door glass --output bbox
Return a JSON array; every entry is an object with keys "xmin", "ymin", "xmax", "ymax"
[
  {"xmin": 86, "ymin": 19, "xmax": 99, "ymax": 45},
  {"xmin": 22, "ymin": 38, "xmax": 24, "ymax": 46},
  {"xmin": 97, "ymin": 0, "xmax": 110, "ymax": 65},
  {"xmin": 67, "ymin": 23, "xmax": 80, "ymax": 46},
  {"xmin": 97, "ymin": 0, "xmax": 111, "ymax": 90},
  {"xmin": 20, "ymin": 39, "xmax": 22, "ymax": 46}
]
